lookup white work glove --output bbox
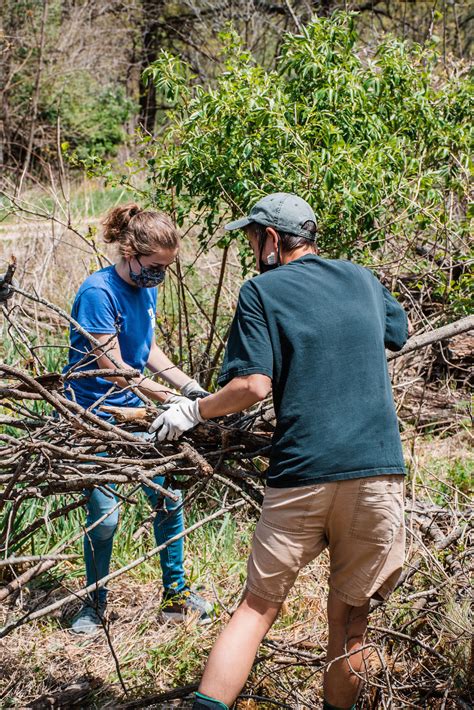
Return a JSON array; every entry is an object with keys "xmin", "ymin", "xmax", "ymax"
[
  {"xmin": 149, "ymin": 397, "xmax": 205, "ymax": 442},
  {"xmin": 164, "ymin": 393, "xmax": 187, "ymax": 405},
  {"xmin": 180, "ymin": 378, "xmax": 210, "ymax": 400}
]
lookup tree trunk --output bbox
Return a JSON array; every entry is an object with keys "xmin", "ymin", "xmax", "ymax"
[
  {"xmin": 138, "ymin": 0, "xmax": 165, "ymax": 134},
  {"xmin": 0, "ymin": 1, "xmax": 26, "ymax": 169},
  {"xmin": 16, "ymin": 0, "xmax": 48, "ymax": 194}
]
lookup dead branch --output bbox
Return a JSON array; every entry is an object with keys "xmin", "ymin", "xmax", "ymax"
[
  {"xmin": 387, "ymin": 314, "xmax": 474, "ymax": 361},
  {"xmin": 0, "ymin": 500, "xmax": 245, "ymax": 638}
]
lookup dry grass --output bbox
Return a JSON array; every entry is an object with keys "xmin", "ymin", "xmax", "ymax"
[
  {"xmin": 1, "ymin": 433, "xmax": 472, "ymax": 708},
  {"xmin": 0, "ymin": 518, "xmax": 329, "ymax": 708},
  {"xmin": 1, "ymin": 190, "xmax": 472, "ymax": 708}
]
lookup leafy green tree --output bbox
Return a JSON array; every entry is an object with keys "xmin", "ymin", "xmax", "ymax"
[
  {"xmin": 47, "ymin": 82, "xmax": 136, "ymax": 161},
  {"xmin": 141, "ymin": 12, "xmax": 472, "ymax": 277}
]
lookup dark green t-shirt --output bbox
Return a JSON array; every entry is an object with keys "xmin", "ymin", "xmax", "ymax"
[{"xmin": 218, "ymin": 255, "xmax": 408, "ymax": 487}]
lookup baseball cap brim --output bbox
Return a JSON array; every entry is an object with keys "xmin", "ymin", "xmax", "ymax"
[{"xmin": 225, "ymin": 216, "xmax": 253, "ymax": 231}]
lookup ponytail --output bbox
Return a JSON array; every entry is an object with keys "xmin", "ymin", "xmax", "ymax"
[
  {"xmin": 103, "ymin": 204, "xmax": 141, "ymax": 244},
  {"xmin": 102, "ymin": 204, "xmax": 179, "ymax": 258}
]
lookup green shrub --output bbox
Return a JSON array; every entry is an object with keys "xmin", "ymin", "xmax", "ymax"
[
  {"xmin": 139, "ymin": 13, "xmax": 471, "ymax": 274},
  {"xmin": 44, "ymin": 80, "xmax": 137, "ymax": 161}
]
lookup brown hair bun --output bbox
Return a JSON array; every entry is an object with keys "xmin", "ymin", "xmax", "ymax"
[{"xmin": 102, "ymin": 204, "xmax": 178, "ymax": 258}]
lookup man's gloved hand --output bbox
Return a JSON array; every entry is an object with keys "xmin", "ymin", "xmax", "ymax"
[
  {"xmin": 149, "ymin": 398, "xmax": 205, "ymax": 442},
  {"xmin": 0, "ymin": 273, "xmax": 14, "ymax": 304},
  {"xmin": 164, "ymin": 393, "xmax": 188, "ymax": 405},
  {"xmin": 180, "ymin": 378, "xmax": 210, "ymax": 400}
]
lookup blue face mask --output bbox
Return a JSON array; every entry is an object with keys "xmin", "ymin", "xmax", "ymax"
[{"xmin": 129, "ymin": 256, "xmax": 166, "ymax": 288}]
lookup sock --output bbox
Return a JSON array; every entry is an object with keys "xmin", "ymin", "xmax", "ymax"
[
  {"xmin": 193, "ymin": 691, "xmax": 229, "ymax": 710},
  {"xmin": 323, "ymin": 701, "xmax": 356, "ymax": 710}
]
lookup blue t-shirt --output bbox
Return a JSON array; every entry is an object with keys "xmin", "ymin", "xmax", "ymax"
[
  {"xmin": 63, "ymin": 265, "xmax": 157, "ymax": 414},
  {"xmin": 218, "ymin": 255, "xmax": 408, "ymax": 487}
]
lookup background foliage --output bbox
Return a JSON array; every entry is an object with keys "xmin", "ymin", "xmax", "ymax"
[
  {"xmin": 143, "ymin": 14, "xmax": 472, "ymax": 271},
  {"xmin": 1, "ymin": 0, "xmax": 472, "ymax": 175}
]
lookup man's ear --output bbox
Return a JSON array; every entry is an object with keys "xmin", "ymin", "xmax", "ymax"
[{"xmin": 266, "ymin": 226, "xmax": 280, "ymax": 254}]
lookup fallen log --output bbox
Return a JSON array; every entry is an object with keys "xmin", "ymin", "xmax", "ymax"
[{"xmin": 386, "ymin": 314, "xmax": 474, "ymax": 360}]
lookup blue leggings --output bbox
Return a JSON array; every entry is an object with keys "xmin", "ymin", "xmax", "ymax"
[{"xmin": 84, "ymin": 476, "xmax": 185, "ymax": 603}]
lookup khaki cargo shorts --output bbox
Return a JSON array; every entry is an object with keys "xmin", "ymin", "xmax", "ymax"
[{"xmin": 246, "ymin": 474, "xmax": 405, "ymax": 607}]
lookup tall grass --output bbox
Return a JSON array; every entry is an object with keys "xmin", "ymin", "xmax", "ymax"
[{"xmin": 0, "ymin": 181, "xmax": 131, "ymax": 224}]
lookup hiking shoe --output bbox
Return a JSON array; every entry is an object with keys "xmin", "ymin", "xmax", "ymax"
[
  {"xmin": 161, "ymin": 588, "xmax": 213, "ymax": 625},
  {"xmin": 70, "ymin": 599, "xmax": 107, "ymax": 635}
]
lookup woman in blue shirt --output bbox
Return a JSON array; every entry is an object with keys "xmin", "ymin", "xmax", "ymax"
[{"xmin": 64, "ymin": 204, "xmax": 211, "ymax": 634}]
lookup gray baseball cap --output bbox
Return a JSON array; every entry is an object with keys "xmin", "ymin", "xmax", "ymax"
[{"xmin": 225, "ymin": 192, "xmax": 316, "ymax": 241}]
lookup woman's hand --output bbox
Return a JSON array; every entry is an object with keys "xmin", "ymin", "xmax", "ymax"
[{"xmin": 180, "ymin": 379, "xmax": 210, "ymax": 400}]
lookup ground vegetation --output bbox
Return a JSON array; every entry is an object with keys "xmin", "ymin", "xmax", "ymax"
[{"xmin": 0, "ymin": 5, "xmax": 472, "ymax": 709}]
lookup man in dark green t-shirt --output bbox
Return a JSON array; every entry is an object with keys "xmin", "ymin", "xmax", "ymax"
[{"xmin": 150, "ymin": 193, "xmax": 408, "ymax": 710}]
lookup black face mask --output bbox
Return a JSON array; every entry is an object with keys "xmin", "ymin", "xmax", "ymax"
[
  {"xmin": 258, "ymin": 232, "xmax": 281, "ymax": 273},
  {"xmin": 129, "ymin": 255, "xmax": 166, "ymax": 288}
]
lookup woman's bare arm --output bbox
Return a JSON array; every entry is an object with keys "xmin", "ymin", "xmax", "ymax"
[
  {"xmin": 84, "ymin": 333, "xmax": 175, "ymax": 403},
  {"xmin": 146, "ymin": 339, "xmax": 193, "ymax": 390}
]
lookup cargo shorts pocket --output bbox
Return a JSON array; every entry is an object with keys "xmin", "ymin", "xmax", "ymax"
[
  {"xmin": 261, "ymin": 486, "xmax": 316, "ymax": 533},
  {"xmin": 349, "ymin": 476, "xmax": 404, "ymax": 545}
]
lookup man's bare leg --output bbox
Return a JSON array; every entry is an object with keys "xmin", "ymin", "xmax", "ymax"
[
  {"xmin": 324, "ymin": 590, "xmax": 370, "ymax": 708},
  {"xmin": 198, "ymin": 589, "xmax": 281, "ymax": 707}
]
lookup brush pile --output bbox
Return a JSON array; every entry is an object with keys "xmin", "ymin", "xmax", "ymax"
[{"xmin": 1, "ymin": 289, "xmax": 473, "ymax": 708}]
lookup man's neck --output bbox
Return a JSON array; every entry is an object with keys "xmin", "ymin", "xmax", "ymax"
[{"xmin": 281, "ymin": 246, "xmax": 317, "ymax": 265}]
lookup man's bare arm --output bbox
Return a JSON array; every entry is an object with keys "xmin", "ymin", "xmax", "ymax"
[{"xmin": 199, "ymin": 374, "xmax": 272, "ymax": 420}]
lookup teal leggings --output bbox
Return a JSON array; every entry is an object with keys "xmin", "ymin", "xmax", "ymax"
[{"xmin": 84, "ymin": 477, "xmax": 185, "ymax": 603}]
